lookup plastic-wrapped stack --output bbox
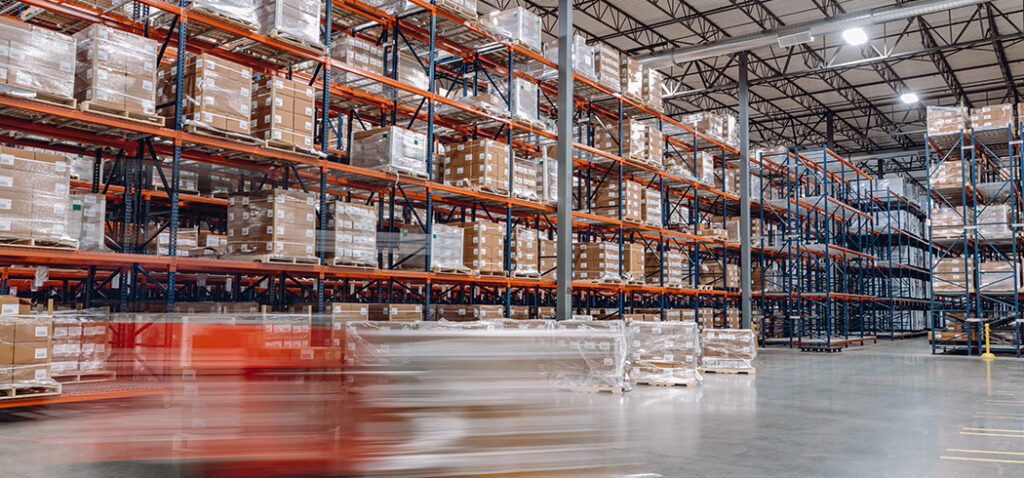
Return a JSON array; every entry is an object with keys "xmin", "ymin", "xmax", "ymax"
[
  {"xmin": 510, "ymin": 226, "xmax": 538, "ymax": 277},
  {"xmin": 393, "ymin": 52, "xmax": 429, "ymax": 92},
  {"xmin": 933, "ymin": 257, "xmax": 973, "ymax": 293},
  {"xmin": 700, "ymin": 329, "xmax": 756, "ymax": 372},
  {"xmin": 541, "ymin": 35, "xmax": 594, "ymax": 80},
  {"xmin": 443, "ymin": 139, "xmax": 511, "ymax": 194},
  {"xmin": 645, "ymin": 250, "xmax": 687, "ymax": 287},
  {"xmin": 68, "ymin": 192, "xmax": 106, "ymax": 252},
  {"xmin": 148, "ymin": 226, "xmax": 197, "ymax": 256},
  {"xmin": 592, "ymin": 43, "xmax": 619, "ymax": 91},
  {"xmin": 977, "ymin": 203, "xmax": 1012, "ymax": 238},
  {"xmin": 0, "ymin": 146, "xmax": 75, "ymax": 247},
  {"xmin": 593, "ymin": 179, "xmax": 643, "ymax": 224},
  {"xmin": 620, "ymin": 57, "xmax": 643, "ymax": 99},
  {"xmin": 646, "ymin": 127, "xmax": 664, "ymax": 167},
  {"xmin": 0, "ymin": 316, "xmax": 55, "ymax": 385},
  {"xmin": 573, "ymin": 242, "xmax": 621, "ymax": 283},
  {"xmin": 641, "ymin": 67, "xmax": 664, "ymax": 112},
  {"xmin": 666, "ymin": 151, "xmax": 715, "ymax": 185},
  {"xmin": 325, "ymin": 201, "xmax": 377, "ymax": 267},
  {"xmin": 367, "ymin": 303, "xmax": 422, "ymax": 321},
  {"xmin": 189, "ymin": 0, "xmax": 258, "ymax": 28},
  {"xmin": 507, "ymin": 78, "xmax": 539, "ymax": 124},
  {"xmin": 642, "ymin": 188, "xmax": 662, "ymax": 227},
  {"xmin": 512, "ymin": 158, "xmax": 538, "ymax": 201},
  {"xmin": 929, "ymin": 160, "xmax": 963, "ymax": 188},
  {"xmin": 433, "ymin": 304, "xmax": 505, "ymax": 321},
  {"xmin": 926, "ymin": 106, "xmax": 968, "ymax": 136},
  {"xmin": 0, "ymin": 17, "xmax": 75, "ymax": 100},
  {"xmin": 553, "ymin": 320, "xmax": 628, "ymax": 391},
  {"xmin": 351, "ymin": 126, "xmax": 427, "ymax": 178},
  {"xmin": 74, "ymin": 24, "xmax": 158, "ymax": 116},
  {"xmin": 482, "ymin": 7, "xmax": 542, "ymax": 52},
  {"xmin": 536, "ymin": 153, "xmax": 558, "ymax": 204},
  {"xmin": 159, "ymin": 54, "xmax": 252, "ymax": 135},
  {"xmin": 331, "ymin": 36, "xmax": 384, "ymax": 86},
  {"xmin": 226, "ymin": 190, "xmax": 317, "ymax": 259},
  {"xmin": 978, "ymin": 260, "xmax": 1018, "ymax": 292},
  {"xmin": 622, "ymin": 243, "xmax": 645, "ymax": 283},
  {"xmin": 252, "ymin": 75, "xmax": 316, "ymax": 149},
  {"xmin": 627, "ymin": 321, "xmax": 700, "ymax": 386},
  {"xmin": 700, "ymin": 262, "xmax": 740, "ymax": 289},
  {"xmin": 458, "ymin": 221, "xmax": 504, "ymax": 276},
  {"xmin": 931, "ymin": 207, "xmax": 971, "ymax": 238},
  {"xmin": 397, "ymin": 223, "xmax": 466, "ymax": 272},
  {"xmin": 256, "ymin": 0, "xmax": 322, "ymax": 48},
  {"xmin": 52, "ymin": 316, "xmax": 109, "ymax": 376},
  {"xmin": 593, "ymin": 119, "xmax": 646, "ymax": 161}
]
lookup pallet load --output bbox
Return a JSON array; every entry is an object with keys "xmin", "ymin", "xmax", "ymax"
[
  {"xmin": 252, "ymin": 75, "xmax": 316, "ymax": 151},
  {"xmin": 481, "ymin": 7, "xmax": 542, "ymax": 53},
  {"xmin": 700, "ymin": 262, "xmax": 740, "ymax": 289},
  {"xmin": 351, "ymin": 126, "xmax": 428, "ymax": 178},
  {"xmin": 969, "ymin": 103, "xmax": 1014, "ymax": 130},
  {"xmin": 573, "ymin": 241, "xmax": 621, "ymax": 283},
  {"xmin": 443, "ymin": 138, "xmax": 511, "ymax": 195},
  {"xmin": 645, "ymin": 250, "xmax": 687, "ymax": 287},
  {"xmin": 931, "ymin": 206, "xmax": 971, "ymax": 239},
  {"xmin": 458, "ymin": 220, "xmax": 505, "ymax": 276},
  {"xmin": 0, "ymin": 146, "xmax": 76, "ymax": 248},
  {"xmin": 396, "ymin": 223, "xmax": 467, "ymax": 273},
  {"xmin": 622, "ymin": 243, "xmax": 645, "ymax": 284},
  {"xmin": 323, "ymin": 303, "xmax": 369, "ymax": 347},
  {"xmin": 620, "ymin": 57, "xmax": 642, "ymax": 101},
  {"xmin": 367, "ymin": 303, "xmax": 422, "ymax": 321},
  {"xmin": 700, "ymin": 328, "xmax": 756, "ymax": 374},
  {"xmin": 435, "ymin": 0, "xmax": 476, "ymax": 20},
  {"xmin": 158, "ymin": 53, "xmax": 253, "ymax": 137},
  {"xmin": 726, "ymin": 216, "xmax": 762, "ymax": 243},
  {"xmin": 191, "ymin": 230, "xmax": 228, "ymax": 256},
  {"xmin": 977, "ymin": 203, "xmax": 1012, "ymax": 238},
  {"xmin": 0, "ymin": 17, "xmax": 75, "ymax": 104},
  {"xmin": 593, "ymin": 179, "xmax": 643, "ymax": 224},
  {"xmin": 642, "ymin": 188, "xmax": 662, "ymax": 227},
  {"xmin": 68, "ymin": 192, "xmax": 107, "ymax": 252},
  {"xmin": 188, "ymin": 0, "xmax": 258, "ymax": 29},
  {"xmin": 933, "ymin": 257, "xmax": 973, "ymax": 293},
  {"xmin": 52, "ymin": 317, "xmax": 112, "ymax": 381},
  {"xmin": 641, "ymin": 66, "xmax": 664, "ymax": 113},
  {"xmin": 324, "ymin": 201, "xmax": 377, "ymax": 268},
  {"xmin": 929, "ymin": 160, "xmax": 964, "ymax": 188},
  {"xmin": 926, "ymin": 106, "xmax": 968, "ymax": 136},
  {"xmin": 539, "ymin": 235, "xmax": 557, "ymax": 280},
  {"xmin": 627, "ymin": 320, "xmax": 700, "ymax": 387},
  {"xmin": 226, "ymin": 190, "xmax": 317, "ymax": 262},
  {"xmin": 510, "ymin": 226, "xmax": 539, "ymax": 278},
  {"xmin": 536, "ymin": 153, "xmax": 557, "ymax": 204},
  {"xmin": 74, "ymin": 24, "xmax": 159, "ymax": 123},
  {"xmin": 331, "ymin": 35, "xmax": 384, "ymax": 84},
  {"xmin": 511, "ymin": 158, "xmax": 538, "ymax": 201},
  {"xmin": 716, "ymin": 168, "xmax": 738, "ymax": 196},
  {"xmin": 433, "ymin": 304, "xmax": 505, "ymax": 321},
  {"xmin": 553, "ymin": 320, "xmax": 628, "ymax": 392},
  {"xmin": 593, "ymin": 118, "xmax": 646, "ymax": 162},
  {"xmin": 592, "ymin": 43, "xmax": 619, "ymax": 91},
  {"xmin": 978, "ymin": 260, "xmax": 1018, "ymax": 293},
  {"xmin": 509, "ymin": 78, "xmax": 540, "ymax": 126},
  {"xmin": 256, "ymin": 0, "xmax": 323, "ymax": 49},
  {"xmin": 541, "ymin": 34, "xmax": 594, "ymax": 80},
  {"xmin": 646, "ymin": 127, "xmax": 664, "ymax": 168},
  {"xmin": 0, "ymin": 316, "xmax": 58, "ymax": 393},
  {"xmin": 148, "ymin": 226, "xmax": 198, "ymax": 256},
  {"xmin": 392, "ymin": 52, "xmax": 430, "ymax": 92},
  {"xmin": 666, "ymin": 150, "xmax": 715, "ymax": 185},
  {"xmin": 681, "ymin": 112, "xmax": 739, "ymax": 149}
]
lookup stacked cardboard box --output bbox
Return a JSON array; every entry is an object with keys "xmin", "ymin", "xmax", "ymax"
[
  {"xmin": 149, "ymin": 226, "xmax": 198, "ymax": 256},
  {"xmin": 592, "ymin": 43, "xmax": 619, "ymax": 91},
  {"xmin": 482, "ymin": 7, "xmax": 542, "ymax": 52},
  {"xmin": 540, "ymin": 236, "xmax": 557, "ymax": 280},
  {"xmin": 641, "ymin": 67, "xmax": 663, "ymax": 112},
  {"xmin": 509, "ymin": 78, "xmax": 539, "ymax": 124},
  {"xmin": 969, "ymin": 103, "xmax": 1014, "ymax": 130},
  {"xmin": 926, "ymin": 106, "xmax": 968, "ymax": 136},
  {"xmin": 508, "ymin": 306, "xmax": 530, "ymax": 320},
  {"xmin": 0, "ymin": 317, "xmax": 53, "ymax": 385},
  {"xmin": 397, "ymin": 223, "xmax": 466, "ymax": 272},
  {"xmin": 324, "ymin": 302, "xmax": 369, "ymax": 347},
  {"xmin": 622, "ymin": 243, "xmax": 645, "ymax": 283},
  {"xmin": 977, "ymin": 203, "xmax": 1012, "ymax": 237},
  {"xmin": 681, "ymin": 112, "xmax": 738, "ymax": 147},
  {"xmin": 256, "ymin": 0, "xmax": 322, "ymax": 48},
  {"xmin": 645, "ymin": 250, "xmax": 687, "ymax": 287},
  {"xmin": 573, "ymin": 242, "xmax": 621, "ymax": 283},
  {"xmin": 252, "ymin": 75, "xmax": 315, "ymax": 149},
  {"xmin": 68, "ymin": 192, "xmax": 106, "ymax": 252},
  {"xmin": 627, "ymin": 321, "xmax": 700, "ymax": 386},
  {"xmin": 642, "ymin": 188, "xmax": 662, "ymax": 227},
  {"xmin": 459, "ymin": 221, "xmax": 505, "ymax": 276},
  {"xmin": 433, "ymin": 304, "xmax": 505, "ymax": 321},
  {"xmin": 934, "ymin": 257, "xmax": 973, "ymax": 293},
  {"xmin": 646, "ymin": 127, "xmax": 664, "ymax": 167},
  {"xmin": 189, "ymin": 0, "xmax": 258, "ymax": 28},
  {"xmin": 701, "ymin": 328, "xmax": 755, "ymax": 370},
  {"xmin": 666, "ymin": 151, "xmax": 715, "ymax": 185},
  {"xmin": 541, "ymin": 35, "xmax": 594, "ymax": 79},
  {"xmin": 700, "ymin": 262, "xmax": 740, "ymax": 289},
  {"xmin": 74, "ymin": 24, "xmax": 158, "ymax": 116},
  {"xmin": 226, "ymin": 190, "xmax": 316, "ymax": 259},
  {"xmin": 262, "ymin": 319, "xmax": 312, "ymax": 348},
  {"xmin": 444, "ymin": 139, "xmax": 511, "ymax": 194},
  {"xmin": 930, "ymin": 160, "xmax": 963, "ymax": 188},
  {"xmin": 716, "ymin": 168, "xmax": 738, "ymax": 195},
  {"xmin": 726, "ymin": 216, "xmax": 762, "ymax": 242},
  {"xmin": 0, "ymin": 146, "xmax": 74, "ymax": 246},
  {"xmin": 331, "ymin": 35, "xmax": 384, "ymax": 85},
  {"xmin": 593, "ymin": 118, "xmax": 646, "ymax": 161},
  {"xmin": 367, "ymin": 303, "xmax": 422, "ymax": 321},
  {"xmin": 552, "ymin": 320, "xmax": 628, "ymax": 391},
  {"xmin": 978, "ymin": 260, "xmax": 1018, "ymax": 292},
  {"xmin": 620, "ymin": 57, "xmax": 642, "ymax": 100},
  {"xmin": 510, "ymin": 226, "xmax": 538, "ymax": 277},
  {"xmin": 593, "ymin": 179, "xmax": 643, "ymax": 224},
  {"xmin": 0, "ymin": 17, "xmax": 75, "ymax": 100},
  {"xmin": 351, "ymin": 126, "xmax": 427, "ymax": 178},
  {"xmin": 52, "ymin": 318, "xmax": 108, "ymax": 376},
  {"xmin": 189, "ymin": 230, "xmax": 227, "ymax": 256},
  {"xmin": 512, "ymin": 158, "xmax": 538, "ymax": 201},
  {"xmin": 931, "ymin": 207, "xmax": 971, "ymax": 238},
  {"xmin": 435, "ymin": 0, "xmax": 476, "ymax": 19},
  {"xmin": 159, "ymin": 54, "xmax": 252, "ymax": 135},
  {"xmin": 392, "ymin": 52, "xmax": 429, "ymax": 91},
  {"xmin": 325, "ymin": 201, "xmax": 377, "ymax": 267}
]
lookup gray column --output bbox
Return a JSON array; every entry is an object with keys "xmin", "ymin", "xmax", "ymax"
[
  {"xmin": 556, "ymin": 0, "xmax": 574, "ymax": 321},
  {"xmin": 739, "ymin": 51, "xmax": 752, "ymax": 329}
]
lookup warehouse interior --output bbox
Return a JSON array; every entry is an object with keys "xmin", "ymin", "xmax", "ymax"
[{"xmin": 0, "ymin": 0, "xmax": 1022, "ymax": 476}]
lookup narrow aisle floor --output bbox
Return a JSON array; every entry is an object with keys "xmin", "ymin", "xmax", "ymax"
[{"xmin": 628, "ymin": 337, "xmax": 1024, "ymax": 477}]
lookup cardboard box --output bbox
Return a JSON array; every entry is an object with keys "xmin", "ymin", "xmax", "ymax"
[
  {"xmin": 443, "ymin": 139, "xmax": 511, "ymax": 194},
  {"xmin": 74, "ymin": 24, "xmax": 158, "ymax": 115},
  {"xmin": 591, "ymin": 43, "xmax": 619, "ymax": 91},
  {"xmin": 0, "ymin": 296, "xmax": 31, "ymax": 316},
  {"xmin": 325, "ymin": 201, "xmax": 377, "ymax": 267},
  {"xmin": 592, "ymin": 179, "xmax": 643, "ymax": 224},
  {"xmin": 573, "ymin": 242, "xmax": 620, "ymax": 282},
  {"xmin": 645, "ymin": 250, "xmax": 688, "ymax": 287},
  {"xmin": 367, "ymin": 303, "xmax": 423, "ymax": 321},
  {"xmin": 396, "ymin": 223, "xmax": 466, "ymax": 272},
  {"xmin": 592, "ymin": 118, "xmax": 646, "ymax": 161},
  {"xmin": 158, "ymin": 53, "xmax": 252, "ymax": 135},
  {"xmin": 926, "ymin": 106, "xmax": 968, "ymax": 136},
  {"xmin": 0, "ymin": 146, "xmax": 73, "ymax": 245},
  {"xmin": 226, "ymin": 190, "xmax": 317, "ymax": 258},
  {"xmin": 256, "ymin": 0, "xmax": 322, "ymax": 48},
  {"xmin": 0, "ymin": 16, "xmax": 75, "ymax": 100},
  {"xmin": 351, "ymin": 126, "xmax": 427, "ymax": 177},
  {"xmin": 641, "ymin": 67, "xmax": 663, "ymax": 112},
  {"xmin": 252, "ymin": 75, "xmax": 316, "ymax": 149},
  {"xmin": 619, "ymin": 57, "xmax": 642, "ymax": 99},
  {"xmin": 459, "ymin": 220, "xmax": 505, "ymax": 275},
  {"xmin": 510, "ymin": 226, "xmax": 538, "ymax": 277}
]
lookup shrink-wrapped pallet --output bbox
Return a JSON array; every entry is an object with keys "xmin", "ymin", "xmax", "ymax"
[
  {"xmin": 252, "ymin": 75, "xmax": 316, "ymax": 149},
  {"xmin": 930, "ymin": 160, "xmax": 964, "ymax": 187},
  {"xmin": 592, "ymin": 179, "xmax": 643, "ymax": 224},
  {"xmin": 226, "ymin": 190, "xmax": 316, "ymax": 259},
  {"xmin": 0, "ymin": 16, "xmax": 75, "ymax": 100},
  {"xmin": 553, "ymin": 320, "xmax": 628, "ymax": 391},
  {"xmin": 573, "ymin": 242, "xmax": 620, "ymax": 282},
  {"xmin": 351, "ymin": 126, "xmax": 427, "ymax": 177},
  {"xmin": 977, "ymin": 203, "xmax": 1012, "ymax": 237},
  {"xmin": 0, "ymin": 146, "xmax": 75, "ymax": 247},
  {"xmin": 627, "ymin": 320, "xmax": 700, "ymax": 386},
  {"xmin": 930, "ymin": 207, "xmax": 971, "ymax": 238},
  {"xmin": 645, "ymin": 250, "xmax": 688, "ymax": 287},
  {"xmin": 700, "ymin": 328, "xmax": 756, "ymax": 371},
  {"xmin": 926, "ymin": 105, "xmax": 967, "ymax": 136},
  {"xmin": 74, "ymin": 24, "xmax": 158, "ymax": 116},
  {"xmin": 256, "ymin": 0, "xmax": 322, "ymax": 48},
  {"xmin": 642, "ymin": 188, "xmax": 662, "ymax": 227},
  {"xmin": 325, "ymin": 201, "xmax": 377, "ymax": 267},
  {"xmin": 68, "ymin": 192, "xmax": 106, "ymax": 252},
  {"xmin": 458, "ymin": 221, "xmax": 504, "ymax": 275},
  {"xmin": 189, "ymin": 0, "xmax": 258, "ymax": 28},
  {"xmin": 510, "ymin": 226, "xmax": 538, "ymax": 277},
  {"xmin": 0, "ymin": 316, "xmax": 55, "ymax": 385},
  {"xmin": 396, "ymin": 223, "xmax": 467, "ymax": 272},
  {"xmin": 481, "ymin": 7, "xmax": 542, "ymax": 52},
  {"xmin": 512, "ymin": 158, "xmax": 538, "ymax": 201},
  {"xmin": 592, "ymin": 43, "xmax": 619, "ymax": 91},
  {"xmin": 433, "ymin": 304, "xmax": 505, "ymax": 321},
  {"xmin": 978, "ymin": 260, "xmax": 1018, "ymax": 292},
  {"xmin": 443, "ymin": 139, "xmax": 511, "ymax": 194},
  {"xmin": 536, "ymin": 154, "xmax": 558, "ymax": 204},
  {"xmin": 158, "ymin": 54, "xmax": 252, "ymax": 135},
  {"xmin": 933, "ymin": 257, "xmax": 973, "ymax": 293},
  {"xmin": 641, "ymin": 67, "xmax": 663, "ymax": 111},
  {"xmin": 666, "ymin": 151, "xmax": 715, "ymax": 185},
  {"xmin": 620, "ymin": 57, "xmax": 642, "ymax": 99},
  {"xmin": 592, "ymin": 118, "xmax": 646, "ymax": 161}
]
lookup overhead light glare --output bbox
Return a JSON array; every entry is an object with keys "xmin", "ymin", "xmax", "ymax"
[
  {"xmin": 842, "ymin": 27, "xmax": 868, "ymax": 46},
  {"xmin": 900, "ymin": 92, "xmax": 919, "ymax": 104}
]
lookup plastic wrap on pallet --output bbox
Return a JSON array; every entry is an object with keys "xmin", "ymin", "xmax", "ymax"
[
  {"xmin": 482, "ymin": 7, "xmax": 542, "ymax": 52},
  {"xmin": 641, "ymin": 67, "xmax": 663, "ymax": 111},
  {"xmin": 645, "ymin": 249, "xmax": 687, "ymax": 286},
  {"xmin": 619, "ymin": 57, "xmax": 642, "ymax": 99},
  {"xmin": 443, "ymin": 139, "xmax": 511, "ymax": 194},
  {"xmin": 0, "ymin": 146, "xmax": 75, "ymax": 247},
  {"xmin": 931, "ymin": 206, "xmax": 971, "ymax": 238},
  {"xmin": 553, "ymin": 320, "xmax": 628, "ymax": 390},
  {"xmin": 256, "ymin": 0, "xmax": 322, "ymax": 48},
  {"xmin": 226, "ymin": 190, "xmax": 316, "ymax": 258},
  {"xmin": 592, "ymin": 179, "xmax": 643, "ymax": 224},
  {"xmin": 646, "ymin": 127, "xmax": 664, "ymax": 168},
  {"xmin": 700, "ymin": 328, "xmax": 755, "ymax": 370},
  {"xmin": 573, "ymin": 242, "xmax": 621, "ymax": 282},
  {"xmin": 541, "ymin": 35, "xmax": 594, "ymax": 80},
  {"xmin": 252, "ymin": 75, "xmax": 316, "ymax": 149},
  {"xmin": 331, "ymin": 35, "xmax": 384, "ymax": 85},
  {"xmin": 622, "ymin": 243, "xmax": 644, "ymax": 282},
  {"xmin": 933, "ymin": 257, "xmax": 973, "ymax": 292},
  {"xmin": 642, "ymin": 188, "xmax": 662, "ymax": 227},
  {"xmin": 978, "ymin": 260, "xmax": 1018, "ymax": 292},
  {"xmin": 148, "ymin": 226, "xmax": 197, "ymax": 256},
  {"xmin": 0, "ymin": 316, "xmax": 56, "ymax": 385},
  {"xmin": 325, "ymin": 201, "xmax": 377, "ymax": 267},
  {"xmin": 592, "ymin": 118, "xmax": 646, "ymax": 161},
  {"xmin": 68, "ymin": 192, "xmax": 107, "ymax": 252},
  {"xmin": 509, "ymin": 78, "xmax": 538, "ymax": 124},
  {"xmin": 536, "ymin": 153, "xmax": 557, "ymax": 203},
  {"xmin": 511, "ymin": 226, "xmax": 538, "ymax": 276},
  {"xmin": 189, "ymin": 0, "xmax": 258, "ymax": 29},
  {"xmin": 627, "ymin": 321, "xmax": 700, "ymax": 385},
  {"xmin": 158, "ymin": 54, "xmax": 252, "ymax": 135},
  {"xmin": 591, "ymin": 43, "xmax": 619, "ymax": 91},
  {"xmin": 977, "ymin": 203, "xmax": 1012, "ymax": 237},
  {"xmin": 395, "ymin": 223, "xmax": 467, "ymax": 272},
  {"xmin": 666, "ymin": 151, "xmax": 714, "ymax": 185},
  {"xmin": 926, "ymin": 105, "xmax": 968, "ymax": 136},
  {"xmin": 458, "ymin": 221, "xmax": 505, "ymax": 275},
  {"xmin": 74, "ymin": 24, "xmax": 158, "ymax": 115},
  {"xmin": 323, "ymin": 111, "xmax": 348, "ymax": 152},
  {"xmin": 351, "ymin": 126, "xmax": 427, "ymax": 177},
  {"xmin": 0, "ymin": 17, "xmax": 75, "ymax": 100},
  {"xmin": 432, "ymin": 304, "xmax": 506, "ymax": 321},
  {"xmin": 930, "ymin": 160, "xmax": 963, "ymax": 187},
  {"xmin": 512, "ymin": 158, "xmax": 538, "ymax": 201}
]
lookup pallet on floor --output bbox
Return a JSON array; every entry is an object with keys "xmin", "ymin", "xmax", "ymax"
[
  {"xmin": 222, "ymin": 254, "xmax": 320, "ymax": 265},
  {"xmin": 557, "ymin": 384, "xmax": 624, "ymax": 394},
  {"xmin": 0, "ymin": 84, "xmax": 76, "ymax": 109},
  {"xmin": 79, "ymin": 101, "xmax": 166, "ymax": 127},
  {"xmin": 631, "ymin": 380, "xmax": 698, "ymax": 388},
  {"xmin": 800, "ymin": 344, "xmax": 843, "ymax": 353},
  {"xmin": 0, "ymin": 237, "xmax": 78, "ymax": 250},
  {"xmin": 0, "ymin": 381, "xmax": 62, "ymax": 400},
  {"xmin": 53, "ymin": 370, "xmax": 117, "ymax": 384},
  {"xmin": 700, "ymin": 367, "xmax": 756, "ymax": 376}
]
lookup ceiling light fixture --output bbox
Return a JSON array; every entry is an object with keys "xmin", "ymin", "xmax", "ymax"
[
  {"xmin": 900, "ymin": 92, "xmax": 919, "ymax": 104},
  {"xmin": 842, "ymin": 27, "xmax": 868, "ymax": 46}
]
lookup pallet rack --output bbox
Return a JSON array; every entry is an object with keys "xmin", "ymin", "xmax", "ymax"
[{"xmin": 0, "ymin": 0, "xmax": 757, "ymax": 325}]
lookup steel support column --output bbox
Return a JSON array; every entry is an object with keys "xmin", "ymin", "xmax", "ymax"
[
  {"xmin": 739, "ymin": 51, "xmax": 751, "ymax": 329},
  {"xmin": 555, "ymin": 0, "xmax": 573, "ymax": 321}
]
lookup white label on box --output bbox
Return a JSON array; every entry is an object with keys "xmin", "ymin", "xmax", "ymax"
[
  {"xmin": 35, "ymin": 325, "xmax": 47, "ymax": 337},
  {"xmin": 0, "ymin": 176, "xmax": 11, "ymax": 188},
  {"xmin": 1, "ymin": 304, "xmax": 17, "ymax": 315},
  {"xmin": 34, "ymin": 368, "xmax": 46, "ymax": 380},
  {"xmin": 0, "ymin": 198, "xmax": 10, "ymax": 210},
  {"xmin": 34, "ymin": 348, "xmax": 47, "ymax": 359},
  {"xmin": 603, "ymin": 358, "xmax": 613, "ymax": 366},
  {"xmin": 0, "ymin": 154, "xmax": 12, "ymax": 165}
]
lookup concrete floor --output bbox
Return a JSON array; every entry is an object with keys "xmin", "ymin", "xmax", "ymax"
[{"xmin": 2, "ymin": 337, "xmax": 1023, "ymax": 477}]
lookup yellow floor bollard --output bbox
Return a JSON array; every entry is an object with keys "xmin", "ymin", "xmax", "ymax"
[{"xmin": 981, "ymin": 323, "xmax": 996, "ymax": 360}]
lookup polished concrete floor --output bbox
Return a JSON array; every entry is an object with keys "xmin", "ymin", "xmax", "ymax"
[{"xmin": 2, "ymin": 337, "xmax": 1023, "ymax": 477}]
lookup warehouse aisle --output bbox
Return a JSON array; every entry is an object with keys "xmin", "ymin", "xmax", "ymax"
[{"xmin": 0, "ymin": 338, "xmax": 1021, "ymax": 477}]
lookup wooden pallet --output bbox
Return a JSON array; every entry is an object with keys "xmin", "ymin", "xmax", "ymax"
[
  {"xmin": 575, "ymin": 277, "xmax": 624, "ymax": 285},
  {"xmin": 800, "ymin": 345, "xmax": 843, "ymax": 353},
  {"xmin": 266, "ymin": 30, "xmax": 328, "ymax": 55},
  {"xmin": 431, "ymin": 266, "xmax": 470, "ymax": 274},
  {"xmin": 190, "ymin": 6, "xmax": 259, "ymax": 31},
  {"xmin": 53, "ymin": 370, "xmax": 117, "ymax": 384},
  {"xmin": 223, "ymin": 254, "xmax": 320, "ymax": 265},
  {"xmin": 436, "ymin": 1, "xmax": 478, "ymax": 21},
  {"xmin": 625, "ymin": 279, "xmax": 646, "ymax": 286},
  {"xmin": 0, "ymin": 237, "xmax": 78, "ymax": 250},
  {"xmin": 153, "ymin": 184, "xmax": 200, "ymax": 196},
  {"xmin": 331, "ymin": 259, "xmax": 377, "ymax": 269},
  {"xmin": 512, "ymin": 271, "xmax": 541, "ymax": 279},
  {"xmin": 695, "ymin": 284, "xmax": 713, "ymax": 291},
  {"xmin": 0, "ymin": 381, "xmax": 62, "ymax": 400},
  {"xmin": 183, "ymin": 124, "xmax": 261, "ymax": 146},
  {"xmin": 474, "ymin": 269, "xmax": 507, "ymax": 278},
  {"xmin": 700, "ymin": 367, "xmax": 756, "ymax": 376},
  {"xmin": 0, "ymin": 84, "xmax": 76, "ymax": 109},
  {"xmin": 631, "ymin": 380, "xmax": 697, "ymax": 388},
  {"xmin": 264, "ymin": 139, "xmax": 321, "ymax": 157},
  {"xmin": 558, "ymin": 385, "xmax": 624, "ymax": 394},
  {"xmin": 79, "ymin": 101, "xmax": 166, "ymax": 127}
]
